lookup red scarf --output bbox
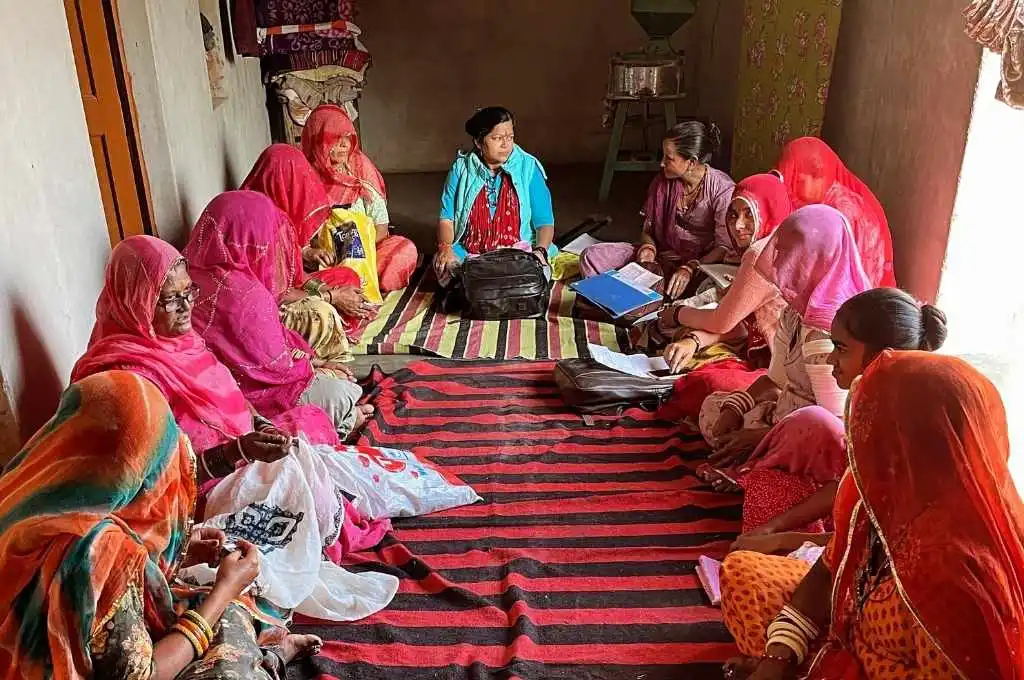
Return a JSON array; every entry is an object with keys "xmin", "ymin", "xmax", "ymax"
[
  {"xmin": 775, "ymin": 137, "xmax": 896, "ymax": 287},
  {"xmin": 301, "ymin": 104, "xmax": 386, "ymax": 206},
  {"xmin": 823, "ymin": 352, "xmax": 1024, "ymax": 679},
  {"xmin": 461, "ymin": 174, "xmax": 521, "ymax": 255}
]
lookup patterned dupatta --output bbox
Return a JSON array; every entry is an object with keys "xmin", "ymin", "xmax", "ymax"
[
  {"xmin": 815, "ymin": 352, "xmax": 1024, "ymax": 679},
  {"xmin": 0, "ymin": 371, "xmax": 196, "ymax": 679}
]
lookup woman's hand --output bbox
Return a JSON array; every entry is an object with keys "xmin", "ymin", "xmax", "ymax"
[
  {"xmin": 183, "ymin": 526, "xmax": 226, "ymax": 568},
  {"xmin": 730, "ymin": 531, "xmax": 786, "ymax": 555},
  {"xmin": 434, "ymin": 247, "xmax": 458, "ymax": 279},
  {"xmin": 238, "ymin": 431, "xmax": 292, "ymax": 464},
  {"xmin": 664, "ymin": 338, "xmax": 698, "ymax": 374},
  {"xmin": 746, "ymin": 658, "xmax": 793, "ymax": 680},
  {"xmin": 313, "ymin": 359, "xmax": 357, "ymax": 382},
  {"xmin": 302, "ymin": 246, "xmax": 334, "ymax": 271},
  {"xmin": 330, "ymin": 285, "xmax": 373, "ymax": 319},
  {"xmin": 212, "ymin": 540, "xmax": 261, "ymax": 599},
  {"xmin": 709, "ymin": 428, "xmax": 765, "ymax": 467},
  {"xmin": 657, "ymin": 304, "xmax": 681, "ymax": 329},
  {"xmin": 635, "ymin": 244, "xmax": 657, "ymax": 264},
  {"xmin": 712, "ymin": 408, "xmax": 744, "ymax": 440},
  {"xmin": 666, "ymin": 267, "xmax": 693, "ymax": 299}
]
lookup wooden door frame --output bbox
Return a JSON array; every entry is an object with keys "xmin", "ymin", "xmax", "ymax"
[{"xmin": 65, "ymin": 0, "xmax": 157, "ymax": 240}]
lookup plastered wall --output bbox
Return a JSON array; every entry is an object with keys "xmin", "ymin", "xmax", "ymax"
[
  {"xmin": 357, "ymin": 0, "xmax": 743, "ymax": 173},
  {"xmin": 0, "ymin": 0, "xmax": 113, "ymax": 457},
  {"xmin": 823, "ymin": 0, "xmax": 981, "ymax": 301},
  {"xmin": 119, "ymin": 0, "xmax": 271, "ymax": 246}
]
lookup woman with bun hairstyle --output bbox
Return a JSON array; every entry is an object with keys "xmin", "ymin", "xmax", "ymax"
[
  {"xmin": 711, "ymin": 287, "xmax": 949, "ymax": 548},
  {"xmin": 711, "ymin": 291, "xmax": 952, "ymax": 680},
  {"xmin": 580, "ymin": 120, "xmax": 735, "ymax": 300},
  {"xmin": 719, "ymin": 351, "xmax": 1015, "ymax": 680},
  {"xmin": 434, "ymin": 106, "xmax": 556, "ymax": 284}
]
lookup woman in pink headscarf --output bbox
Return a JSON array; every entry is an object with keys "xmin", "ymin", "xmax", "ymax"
[
  {"xmin": 653, "ymin": 174, "xmax": 792, "ymax": 422},
  {"xmin": 696, "ymin": 205, "xmax": 872, "ymax": 536},
  {"xmin": 184, "ymin": 191, "xmax": 374, "ymax": 440},
  {"xmin": 775, "ymin": 137, "xmax": 896, "ymax": 287},
  {"xmin": 72, "ymin": 233, "xmax": 390, "ymax": 552},
  {"xmin": 302, "ymin": 105, "xmax": 419, "ymax": 292}
]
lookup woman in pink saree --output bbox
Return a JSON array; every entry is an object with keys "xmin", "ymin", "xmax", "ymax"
[
  {"xmin": 696, "ymin": 205, "xmax": 872, "ymax": 536},
  {"xmin": 184, "ymin": 191, "xmax": 373, "ymax": 439},
  {"xmin": 73, "ymin": 233, "xmax": 388, "ymax": 553}
]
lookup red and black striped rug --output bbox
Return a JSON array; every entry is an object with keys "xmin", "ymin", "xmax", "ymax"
[{"xmin": 291, "ymin": 360, "xmax": 740, "ymax": 680}]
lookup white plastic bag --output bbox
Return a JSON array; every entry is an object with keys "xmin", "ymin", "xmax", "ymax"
[
  {"xmin": 185, "ymin": 441, "xmax": 398, "ymax": 621},
  {"xmin": 316, "ymin": 443, "xmax": 482, "ymax": 519}
]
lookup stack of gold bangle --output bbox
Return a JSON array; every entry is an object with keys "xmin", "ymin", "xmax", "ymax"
[{"xmin": 172, "ymin": 609, "xmax": 215, "ymax": 658}]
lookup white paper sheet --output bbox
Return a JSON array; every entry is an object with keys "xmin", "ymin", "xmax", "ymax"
[
  {"xmin": 587, "ymin": 344, "xmax": 678, "ymax": 380},
  {"xmin": 698, "ymin": 263, "xmax": 739, "ymax": 289},
  {"xmin": 562, "ymin": 233, "xmax": 603, "ymax": 255},
  {"xmin": 612, "ymin": 262, "xmax": 663, "ymax": 290}
]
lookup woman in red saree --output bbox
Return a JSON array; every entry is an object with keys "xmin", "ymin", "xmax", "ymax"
[
  {"xmin": 721, "ymin": 351, "xmax": 1024, "ymax": 679},
  {"xmin": 242, "ymin": 143, "xmax": 376, "ymax": 345},
  {"xmin": 774, "ymin": 137, "xmax": 896, "ymax": 288},
  {"xmin": 302, "ymin": 104, "xmax": 419, "ymax": 292}
]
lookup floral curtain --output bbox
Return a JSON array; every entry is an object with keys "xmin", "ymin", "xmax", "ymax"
[{"xmin": 731, "ymin": 0, "xmax": 844, "ymax": 180}]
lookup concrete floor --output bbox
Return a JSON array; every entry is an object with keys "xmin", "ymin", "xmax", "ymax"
[{"xmin": 350, "ymin": 163, "xmax": 655, "ymax": 378}]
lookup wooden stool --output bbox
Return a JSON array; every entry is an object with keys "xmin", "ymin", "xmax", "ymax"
[{"xmin": 599, "ymin": 95, "xmax": 685, "ymax": 202}]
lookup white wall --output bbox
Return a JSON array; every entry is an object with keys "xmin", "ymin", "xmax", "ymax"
[
  {"xmin": 0, "ymin": 0, "xmax": 113, "ymax": 455},
  {"xmin": 119, "ymin": 0, "xmax": 271, "ymax": 246}
]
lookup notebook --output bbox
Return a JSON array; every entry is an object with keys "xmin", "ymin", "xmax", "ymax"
[
  {"xmin": 587, "ymin": 344, "xmax": 681, "ymax": 381},
  {"xmin": 696, "ymin": 555, "xmax": 723, "ymax": 606},
  {"xmin": 571, "ymin": 271, "xmax": 662, "ymax": 318}
]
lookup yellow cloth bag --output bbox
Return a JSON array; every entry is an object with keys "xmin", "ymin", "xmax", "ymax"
[{"xmin": 314, "ymin": 208, "xmax": 383, "ymax": 304}]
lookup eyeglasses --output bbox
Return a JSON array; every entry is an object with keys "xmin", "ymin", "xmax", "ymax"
[
  {"xmin": 487, "ymin": 133, "xmax": 515, "ymax": 144},
  {"xmin": 158, "ymin": 284, "xmax": 199, "ymax": 313}
]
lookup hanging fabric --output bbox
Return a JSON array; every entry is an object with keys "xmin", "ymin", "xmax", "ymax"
[{"xmin": 964, "ymin": 0, "xmax": 1024, "ymax": 109}]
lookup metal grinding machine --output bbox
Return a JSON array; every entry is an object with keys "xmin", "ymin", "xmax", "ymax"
[{"xmin": 599, "ymin": 0, "xmax": 697, "ymax": 201}]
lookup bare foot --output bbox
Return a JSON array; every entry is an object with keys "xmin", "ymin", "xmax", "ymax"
[
  {"xmin": 723, "ymin": 656, "xmax": 760, "ymax": 680},
  {"xmin": 279, "ymin": 633, "xmax": 323, "ymax": 664},
  {"xmin": 696, "ymin": 465, "xmax": 742, "ymax": 493}
]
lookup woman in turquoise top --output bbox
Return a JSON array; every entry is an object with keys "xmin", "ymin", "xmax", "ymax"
[{"xmin": 434, "ymin": 107, "xmax": 556, "ymax": 283}]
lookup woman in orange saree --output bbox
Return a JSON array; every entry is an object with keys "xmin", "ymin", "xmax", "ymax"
[
  {"xmin": 0, "ymin": 371, "xmax": 320, "ymax": 679},
  {"xmin": 721, "ymin": 351, "xmax": 1024, "ymax": 679}
]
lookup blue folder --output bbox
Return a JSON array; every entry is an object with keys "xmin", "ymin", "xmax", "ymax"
[{"xmin": 571, "ymin": 272, "xmax": 662, "ymax": 318}]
